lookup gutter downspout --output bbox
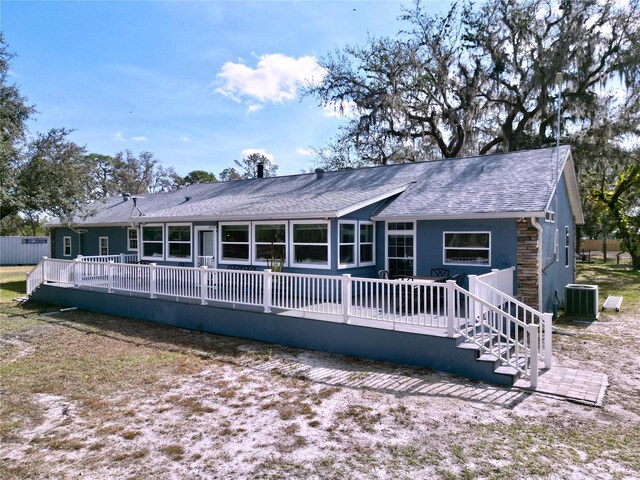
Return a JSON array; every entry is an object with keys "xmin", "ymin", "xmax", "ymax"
[{"xmin": 531, "ymin": 217, "xmax": 543, "ymax": 312}]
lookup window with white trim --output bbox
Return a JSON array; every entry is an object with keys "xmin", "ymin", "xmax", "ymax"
[
  {"xmin": 443, "ymin": 232, "xmax": 491, "ymax": 266},
  {"xmin": 63, "ymin": 236, "xmax": 72, "ymax": 257},
  {"xmin": 99, "ymin": 236, "xmax": 109, "ymax": 256},
  {"xmin": 220, "ymin": 223, "xmax": 250, "ymax": 263},
  {"xmin": 254, "ymin": 223, "xmax": 287, "ymax": 265},
  {"xmin": 127, "ymin": 228, "xmax": 138, "ymax": 251},
  {"xmin": 141, "ymin": 225, "xmax": 164, "ymax": 260},
  {"xmin": 292, "ymin": 221, "xmax": 330, "ymax": 268},
  {"xmin": 359, "ymin": 221, "xmax": 375, "ymax": 266},
  {"xmin": 338, "ymin": 221, "xmax": 356, "ymax": 267},
  {"xmin": 167, "ymin": 224, "xmax": 191, "ymax": 261}
]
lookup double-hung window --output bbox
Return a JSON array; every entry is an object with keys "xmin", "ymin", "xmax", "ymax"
[
  {"xmin": 443, "ymin": 232, "xmax": 491, "ymax": 266},
  {"xmin": 127, "ymin": 228, "xmax": 138, "ymax": 251},
  {"xmin": 220, "ymin": 223, "xmax": 250, "ymax": 263},
  {"xmin": 141, "ymin": 225, "xmax": 164, "ymax": 260},
  {"xmin": 338, "ymin": 221, "xmax": 356, "ymax": 267},
  {"xmin": 99, "ymin": 237, "xmax": 109, "ymax": 256},
  {"xmin": 359, "ymin": 221, "xmax": 375, "ymax": 266},
  {"xmin": 254, "ymin": 223, "xmax": 287, "ymax": 266},
  {"xmin": 63, "ymin": 236, "xmax": 72, "ymax": 257},
  {"xmin": 291, "ymin": 221, "xmax": 330, "ymax": 268},
  {"xmin": 167, "ymin": 224, "xmax": 191, "ymax": 261}
]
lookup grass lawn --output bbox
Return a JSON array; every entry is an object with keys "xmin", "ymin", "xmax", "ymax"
[{"xmin": 1, "ymin": 262, "xmax": 639, "ymax": 479}]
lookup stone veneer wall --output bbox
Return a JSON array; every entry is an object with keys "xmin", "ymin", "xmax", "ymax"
[{"xmin": 516, "ymin": 219, "xmax": 539, "ymax": 309}]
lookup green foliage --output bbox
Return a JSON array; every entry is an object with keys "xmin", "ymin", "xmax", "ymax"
[
  {"xmin": 218, "ymin": 167, "xmax": 242, "ymax": 182},
  {"xmin": 182, "ymin": 170, "xmax": 217, "ymax": 185}
]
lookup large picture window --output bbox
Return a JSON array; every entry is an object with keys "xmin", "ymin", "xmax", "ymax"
[
  {"xmin": 443, "ymin": 232, "xmax": 491, "ymax": 266},
  {"xmin": 292, "ymin": 222, "xmax": 330, "ymax": 268},
  {"xmin": 254, "ymin": 223, "xmax": 286, "ymax": 265},
  {"xmin": 220, "ymin": 223, "xmax": 250, "ymax": 263},
  {"xmin": 127, "ymin": 228, "xmax": 138, "ymax": 251},
  {"xmin": 167, "ymin": 224, "xmax": 191, "ymax": 261},
  {"xmin": 142, "ymin": 225, "xmax": 164, "ymax": 260},
  {"xmin": 359, "ymin": 222, "xmax": 375, "ymax": 266},
  {"xmin": 63, "ymin": 236, "xmax": 72, "ymax": 257},
  {"xmin": 338, "ymin": 221, "xmax": 356, "ymax": 267}
]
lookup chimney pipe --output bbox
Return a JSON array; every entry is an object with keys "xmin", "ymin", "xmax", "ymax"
[
  {"xmin": 315, "ymin": 168, "xmax": 325, "ymax": 180},
  {"xmin": 257, "ymin": 162, "xmax": 264, "ymax": 178}
]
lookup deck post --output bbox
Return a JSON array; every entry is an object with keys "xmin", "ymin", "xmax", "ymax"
[
  {"xmin": 529, "ymin": 326, "xmax": 539, "ymax": 388},
  {"xmin": 446, "ymin": 280, "xmax": 456, "ymax": 337},
  {"xmin": 107, "ymin": 261, "xmax": 114, "ymax": 293},
  {"xmin": 200, "ymin": 266, "xmax": 208, "ymax": 305},
  {"xmin": 341, "ymin": 274, "xmax": 352, "ymax": 323},
  {"xmin": 149, "ymin": 263, "xmax": 157, "ymax": 299},
  {"xmin": 120, "ymin": 253, "xmax": 125, "ymax": 264},
  {"xmin": 542, "ymin": 312, "xmax": 553, "ymax": 369},
  {"xmin": 74, "ymin": 257, "xmax": 82, "ymax": 287},
  {"xmin": 263, "ymin": 269, "xmax": 272, "ymax": 313},
  {"xmin": 467, "ymin": 275, "xmax": 477, "ymax": 326}
]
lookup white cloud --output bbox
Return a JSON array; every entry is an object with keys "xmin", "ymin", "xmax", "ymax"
[
  {"xmin": 216, "ymin": 53, "xmax": 325, "ymax": 105},
  {"xmin": 247, "ymin": 103, "xmax": 264, "ymax": 114},
  {"xmin": 180, "ymin": 136, "xmax": 191, "ymax": 142},
  {"xmin": 240, "ymin": 148, "xmax": 275, "ymax": 162},
  {"xmin": 322, "ymin": 100, "xmax": 357, "ymax": 118},
  {"xmin": 131, "ymin": 136, "xmax": 148, "ymax": 142},
  {"xmin": 296, "ymin": 147, "xmax": 314, "ymax": 156},
  {"xmin": 112, "ymin": 131, "xmax": 126, "ymax": 142}
]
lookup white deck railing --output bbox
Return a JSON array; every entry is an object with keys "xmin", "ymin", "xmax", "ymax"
[
  {"xmin": 77, "ymin": 254, "xmax": 138, "ymax": 264},
  {"xmin": 469, "ymin": 267, "xmax": 552, "ymax": 370},
  {"xmin": 26, "ymin": 259, "xmax": 548, "ymax": 386}
]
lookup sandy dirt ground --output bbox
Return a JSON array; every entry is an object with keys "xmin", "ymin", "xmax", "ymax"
[{"xmin": 1, "ymin": 264, "xmax": 639, "ymax": 479}]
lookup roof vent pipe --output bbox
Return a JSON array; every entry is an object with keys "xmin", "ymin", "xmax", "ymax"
[
  {"xmin": 315, "ymin": 168, "xmax": 325, "ymax": 179},
  {"xmin": 257, "ymin": 162, "xmax": 264, "ymax": 178},
  {"xmin": 122, "ymin": 193, "xmax": 130, "ymax": 201}
]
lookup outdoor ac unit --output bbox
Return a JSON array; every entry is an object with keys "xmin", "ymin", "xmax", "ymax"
[{"xmin": 565, "ymin": 284, "xmax": 599, "ymax": 320}]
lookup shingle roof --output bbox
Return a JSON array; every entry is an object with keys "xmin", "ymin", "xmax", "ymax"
[{"xmin": 51, "ymin": 145, "xmax": 575, "ymax": 226}]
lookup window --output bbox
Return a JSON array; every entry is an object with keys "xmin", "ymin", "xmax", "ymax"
[
  {"xmin": 443, "ymin": 232, "xmax": 491, "ymax": 266},
  {"xmin": 254, "ymin": 223, "xmax": 287, "ymax": 265},
  {"xmin": 565, "ymin": 226, "xmax": 570, "ymax": 267},
  {"xmin": 127, "ymin": 228, "xmax": 138, "ymax": 251},
  {"xmin": 359, "ymin": 222, "xmax": 375, "ymax": 266},
  {"xmin": 99, "ymin": 237, "xmax": 109, "ymax": 256},
  {"xmin": 167, "ymin": 224, "xmax": 191, "ymax": 261},
  {"xmin": 141, "ymin": 225, "xmax": 164, "ymax": 260},
  {"xmin": 338, "ymin": 221, "xmax": 356, "ymax": 267},
  {"xmin": 220, "ymin": 223, "xmax": 250, "ymax": 263},
  {"xmin": 63, "ymin": 236, "xmax": 72, "ymax": 257},
  {"xmin": 387, "ymin": 222, "xmax": 414, "ymax": 277},
  {"xmin": 292, "ymin": 222, "xmax": 330, "ymax": 268}
]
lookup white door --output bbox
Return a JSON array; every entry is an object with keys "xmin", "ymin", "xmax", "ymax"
[{"xmin": 195, "ymin": 227, "xmax": 216, "ymax": 267}]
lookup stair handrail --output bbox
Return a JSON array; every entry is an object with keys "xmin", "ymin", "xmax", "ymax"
[
  {"xmin": 452, "ymin": 283, "xmax": 539, "ymax": 386},
  {"xmin": 469, "ymin": 275, "xmax": 552, "ymax": 370},
  {"xmin": 26, "ymin": 257, "xmax": 46, "ymax": 296}
]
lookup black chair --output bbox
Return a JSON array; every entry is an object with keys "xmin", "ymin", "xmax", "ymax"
[
  {"xmin": 431, "ymin": 268, "xmax": 450, "ymax": 277},
  {"xmin": 449, "ymin": 272, "xmax": 467, "ymax": 287},
  {"xmin": 378, "ymin": 270, "xmax": 389, "ymax": 279}
]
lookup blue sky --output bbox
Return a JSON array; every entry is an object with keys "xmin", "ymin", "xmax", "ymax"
[{"xmin": 2, "ymin": 1, "xmax": 452, "ymax": 177}]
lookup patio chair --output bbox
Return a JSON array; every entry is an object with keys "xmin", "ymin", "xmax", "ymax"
[
  {"xmin": 449, "ymin": 272, "xmax": 467, "ymax": 287},
  {"xmin": 430, "ymin": 268, "xmax": 450, "ymax": 277},
  {"xmin": 378, "ymin": 270, "xmax": 389, "ymax": 279}
]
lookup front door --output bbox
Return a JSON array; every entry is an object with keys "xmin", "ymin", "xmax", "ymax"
[
  {"xmin": 195, "ymin": 227, "xmax": 216, "ymax": 267},
  {"xmin": 386, "ymin": 222, "xmax": 415, "ymax": 278}
]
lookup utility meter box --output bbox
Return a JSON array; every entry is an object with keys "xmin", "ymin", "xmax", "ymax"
[{"xmin": 565, "ymin": 284, "xmax": 599, "ymax": 319}]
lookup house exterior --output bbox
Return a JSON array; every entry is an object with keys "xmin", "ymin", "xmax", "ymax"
[{"xmin": 46, "ymin": 146, "xmax": 583, "ymax": 313}]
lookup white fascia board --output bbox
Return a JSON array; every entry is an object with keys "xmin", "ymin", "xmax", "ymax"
[
  {"xmin": 543, "ymin": 149, "xmax": 584, "ymax": 225},
  {"xmin": 336, "ymin": 185, "xmax": 410, "ymax": 218},
  {"xmin": 136, "ymin": 211, "xmax": 340, "ymax": 223},
  {"xmin": 45, "ymin": 222, "xmax": 132, "ymax": 228},
  {"xmin": 371, "ymin": 211, "xmax": 546, "ymax": 221}
]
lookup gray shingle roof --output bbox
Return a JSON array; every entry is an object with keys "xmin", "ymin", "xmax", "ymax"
[{"xmin": 52, "ymin": 146, "xmax": 574, "ymax": 226}]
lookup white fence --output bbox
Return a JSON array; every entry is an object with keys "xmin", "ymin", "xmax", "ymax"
[
  {"xmin": 77, "ymin": 254, "xmax": 138, "ymax": 264},
  {"xmin": 26, "ymin": 259, "xmax": 551, "ymax": 387},
  {"xmin": 0, "ymin": 236, "xmax": 49, "ymax": 265}
]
